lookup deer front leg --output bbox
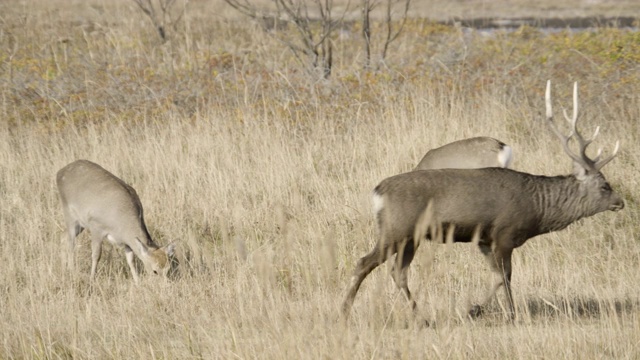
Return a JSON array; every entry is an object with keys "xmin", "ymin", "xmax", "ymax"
[{"xmin": 124, "ymin": 245, "xmax": 140, "ymax": 283}]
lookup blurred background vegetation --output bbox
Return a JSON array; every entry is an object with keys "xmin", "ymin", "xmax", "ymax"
[{"xmin": 1, "ymin": 0, "xmax": 638, "ymax": 130}]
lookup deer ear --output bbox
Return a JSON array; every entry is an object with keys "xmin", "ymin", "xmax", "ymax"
[{"xmin": 164, "ymin": 241, "xmax": 177, "ymax": 257}]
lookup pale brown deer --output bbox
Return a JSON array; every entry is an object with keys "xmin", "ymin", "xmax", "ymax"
[
  {"xmin": 415, "ymin": 137, "xmax": 513, "ymax": 171},
  {"xmin": 57, "ymin": 160, "xmax": 176, "ymax": 281},
  {"xmin": 342, "ymin": 81, "xmax": 624, "ymax": 321}
]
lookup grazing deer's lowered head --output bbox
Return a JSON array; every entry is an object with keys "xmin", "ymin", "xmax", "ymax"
[
  {"xmin": 57, "ymin": 160, "xmax": 176, "ymax": 282},
  {"xmin": 415, "ymin": 137, "xmax": 513, "ymax": 171},
  {"xmin": 342, "ymin": 81, "xmax": 623, "ymax": 322}
]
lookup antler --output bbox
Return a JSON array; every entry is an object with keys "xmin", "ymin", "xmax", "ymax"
[{"xmin": 544, "ymin": 80, "xmax": 619, "ymax": 172}]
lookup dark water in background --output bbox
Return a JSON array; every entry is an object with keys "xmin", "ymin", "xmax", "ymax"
[{"xmin": 442, "ymin": 16, "xmax": 638, "ymax": 33}]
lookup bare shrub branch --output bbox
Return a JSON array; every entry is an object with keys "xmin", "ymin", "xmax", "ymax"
[
  {"xmin": 224, "ymin": 0, "xmax": 348, "ymax": 78},
  {"xmin": 362, "ymin": 0, "xmax": 410, "ymax": 68},
  {"xmin": 381, "ymin": 0, "xmax": 410, "ymax": 61},
  {"xmin": 132, "ymin": 0, "xmax": 188, "ymax": 42},
  {"xmin": 362, "ymin": 0, "xmax": 373, "ymax": 67}
]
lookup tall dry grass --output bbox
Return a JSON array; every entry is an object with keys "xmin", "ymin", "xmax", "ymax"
[{"xmin": 1, "ymin": 1, "xmax": 639, "ymax": 358}]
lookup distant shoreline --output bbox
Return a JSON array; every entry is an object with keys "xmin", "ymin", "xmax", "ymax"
[{"xmin": 440, "ymin": 16, "xmax": 638, "ymax": 29}]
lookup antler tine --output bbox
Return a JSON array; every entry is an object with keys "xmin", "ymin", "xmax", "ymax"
[
  {"xmin": 545, "ymin": 80, "xmax": 553, "ymax": 119},
  {"xmin": 544, "ymin": 80, "xmax": 590, "ymax": 169},
  {"xmin": 594, "ymin": 140, "xmax": 620, "ymax": 172},
  {"xmin": 568, "ymin": 82, "xmax": 599, "ymax": 160},
  {"xmin": 593, "ymin": 148, "xmax": 603, "ymax": 162},
  {"xmin": 545, "ymin": 81, "xmax": 570, "ymax": 144},
  {"xmin": 561, "ymin": 82, "xmax": 579, "ymax": 126},
  {"xmin": 591, "ymin": 126, "xmax": 600, "ymax": 141}
]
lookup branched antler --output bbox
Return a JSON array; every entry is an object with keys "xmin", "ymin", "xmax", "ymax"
[{"xmin": 545, "ymin": 80, "xmax": 619, "ymax": 173}]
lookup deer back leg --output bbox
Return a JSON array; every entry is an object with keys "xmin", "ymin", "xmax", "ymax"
[
  {"xmin": 64, "ymin": 217, "xmax": 83, "ymax": 271},
  {"xmin": 89, "ymin": 232, "xmax": 104, "ymax": 281},
  {"xmin": 342, "ymin": 239, "xmax": 395, "ymax": 317},
  {"xmin": 470, "ymin": 243, "xmax": 514, "ymax": 320},
  {"xmin": 391, "ymin": 237, "xmax": 419, "ymax": 310}
]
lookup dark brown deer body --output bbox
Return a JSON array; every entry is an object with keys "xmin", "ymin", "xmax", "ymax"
[{"xmin": 342, "ymin": 81, "xmax": 624, "ymax": 320}]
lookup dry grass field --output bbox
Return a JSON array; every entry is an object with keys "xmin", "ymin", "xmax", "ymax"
[{"xmin": 1, "ymin": 0, "xmax": 639, "ymax": 358}]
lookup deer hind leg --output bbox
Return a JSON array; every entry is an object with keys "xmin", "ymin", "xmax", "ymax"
[
  {"xmin": 391, "ymin": 237, "xmax": 419, "ymax": 311},
  {"xmin": 342, "ymin": 240, "xmax": 394, "ymax": 317},
  {"xmin": 470, "ymin": 244, "xmax": 514, "ymax": 320},
  {"xmin": 497, "ymin": 247, "xmax": 515, "ymax": 320},
  {"xmin": 64, "ymin": 217, "xmax": 83, "ymax": 271},
  {"xmin": 89, "ymin": 232, "xmax": 104, "ymax": 281}
]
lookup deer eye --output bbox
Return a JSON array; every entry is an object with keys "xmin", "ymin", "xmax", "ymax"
[
  {"xmin": 153, "ymin": 270, "xmax": 158, "ymax": 275},
  {"xmin": 601, "ymin": 183, "xmax": 612, "ymax": 192}
]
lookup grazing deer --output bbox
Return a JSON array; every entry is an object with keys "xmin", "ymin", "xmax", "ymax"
[
  {"xmin": 342, "ymin": 81, "xmax": 624, "ymax": 321},
  {"xmin": 57, "ymin": 160, "xmax": 176, "ymax": 281},
  {"xmin": 415, "ymin": 137, "xmax": 513, "ymax": 171}
]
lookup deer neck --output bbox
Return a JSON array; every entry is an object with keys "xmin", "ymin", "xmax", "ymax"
[
  {"xmin": 138, "ymin": 233, "xmax": 159, "ymax": 251},
  {"xmin": 533, "ymin": 175, "xmax": 592, "ymax": 234},
  {"xmin": 137, "ymin": 214, "xmax": 160, "ymax": 250}
]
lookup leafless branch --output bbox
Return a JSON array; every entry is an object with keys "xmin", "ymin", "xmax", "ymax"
[
  {"xmin": 224, "ymin": 0, "xmax": 346, "ymax": 78},
  {"xmin": 132, "ymin": 0, "xmax": 188, "ymax": 42},
  {"xmin": 361, "ymin": 0, "xmax": 410, "ymax": 69},
  {"xmin": 224, "ymin": 0, "xmax": 260, "ymax": 17},
  {"xmin": 362, "ymin": 0, "xmax": 371, "ymax": 67},
  {"xmin": 381, "ymin": 0, "xmax": 410, "ymax": 61}
]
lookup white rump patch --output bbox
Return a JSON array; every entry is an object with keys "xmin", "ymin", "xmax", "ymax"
[
  {"xmin": 372, "ymin": 192, "xmax": 384, "ymax": 217},
  {"xmin": 498, "ymin": 145, "xmax": 513, "ymax": 168}
]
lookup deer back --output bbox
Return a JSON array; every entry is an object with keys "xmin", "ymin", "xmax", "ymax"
[
  {"xmin": 56, "ymin": 160, "xmax": 154, "ymax": 248},
  {"xmin": 415, "ymin": 137, "xmax": 513, "ymax": 171}
]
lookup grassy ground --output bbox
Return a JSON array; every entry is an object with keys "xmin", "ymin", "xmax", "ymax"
[{"xmin": 1, "ymin": 1, "xmax": 639, "ymax": 358}]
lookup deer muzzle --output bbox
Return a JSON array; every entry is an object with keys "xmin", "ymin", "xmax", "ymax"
[{"xmin": 610, "ymin": 198, "xmax": 625, "ymax": 211}]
